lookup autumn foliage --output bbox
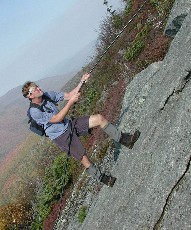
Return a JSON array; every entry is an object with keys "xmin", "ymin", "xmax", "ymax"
[{"xmin": 0, "ymin": 199, "xmax": 31, "ymax": 229}]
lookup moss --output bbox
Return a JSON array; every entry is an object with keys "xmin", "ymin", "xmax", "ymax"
[
  {"xmin": 125, "ymin": 23, "xmax": 151, "ymax": 61},
  {"xmin": 78, "ymin": 206, "xmax": 87, "ymax": 223}
]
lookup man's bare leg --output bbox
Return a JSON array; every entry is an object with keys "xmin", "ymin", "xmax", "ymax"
[
  {"xmin": 89, "ymin": 114, "xmax": 121, "ymax": 142},
  {"xmin": 89, "ymin": 114, "xmax": 108, "ymax": 129},
  {"xmin": 80, "ymin": 154, "xmax": 116, "ymax": 187},
  {"xmin": 80, "ymin": 114, "xmax": 140, "ymax": 187},
  {"xmin": 81, "ymin": 155, "xmax": 91, "ymax": 168},
  {"xmin": 81, "ymin": 155, "xmax": 103, "ymax": 182},
  {"xmin": 89, "ymin": 114, "xmax": 140, "ymax": 148}
]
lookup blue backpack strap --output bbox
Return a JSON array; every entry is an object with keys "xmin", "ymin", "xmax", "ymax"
[
  {"xmin": 27, "ymin": 101, "xmax": 45, "ymax": 123},
  {"xmin": 28, "ymin": 94, "xmax": 57, "ymax": 112},
  {"xmin": 42, "ymin": 94, "xmax": 57, "ymax": 105}
]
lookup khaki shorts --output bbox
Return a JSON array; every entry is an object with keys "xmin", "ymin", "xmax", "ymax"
[{"xmin": 53, "ymin": 116, "xmax": 90, "ymax": 161}]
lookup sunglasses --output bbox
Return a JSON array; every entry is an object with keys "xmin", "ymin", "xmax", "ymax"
[{"xmin": 28, "ymin": 86, "xmax": 41, "ymax": 96}]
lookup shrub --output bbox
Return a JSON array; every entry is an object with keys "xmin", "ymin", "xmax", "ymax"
[
  {"xmin": 125, "ymin": 23, "xmax": 151, "ymax": 61},
  {"xmin": 31, "ymin": 153, "xmax": 77, "ymax": 229},
  {"xmin": 78, "ymin": 206, "xmax": 87, "ymax": 223}
]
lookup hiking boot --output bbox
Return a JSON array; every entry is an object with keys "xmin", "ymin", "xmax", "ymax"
[
  {"xmin": 119, "ymin": 130, "xmax": 140, "ymax": 149},
  {"xmin": 100, "ymin": 174, "xmax": 117, "ymax": 187}
]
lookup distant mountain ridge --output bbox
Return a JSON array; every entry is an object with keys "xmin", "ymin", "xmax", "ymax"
[
  {"xmin": 0, "ymin": 40, "xmax": 96, "ymax": 102},
  {"xmin": 47, "ymin": 40, "xmax": 96, "ymax": 77},
  {"xmin": 0, "ymin": 72, "xmax": 76, "ymax": 109}
]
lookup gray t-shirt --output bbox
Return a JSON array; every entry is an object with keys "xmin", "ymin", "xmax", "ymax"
[{"xmin": 29, "ymin": 91, "xmax": 69, "ymax": 140}]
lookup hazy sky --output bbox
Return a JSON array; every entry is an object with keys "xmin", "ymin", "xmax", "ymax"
[{"xmin": 0, "ymin": 0, "xmax": 122, "ymax": 97}]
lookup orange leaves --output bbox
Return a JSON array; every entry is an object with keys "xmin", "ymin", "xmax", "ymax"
[{"xmin": 0, "ymin": 200, "xmax": 31, "ymax": 229}]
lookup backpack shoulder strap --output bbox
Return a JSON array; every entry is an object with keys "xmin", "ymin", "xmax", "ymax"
[
  {"xmin": 28, "ymin": 99, "xmax": 44, "ymax": 120},
  {"xmin": 29, "ymin": 102, "xmax": 44, "ymax": 112},
  {"xmin": 42, "ymin": 94, "xmax": 57, "ymax": 105},
  {"xmin": 28, "ymin": 93, "xmax": 58, "ymax": 118},
  {"xmin": 27, "ymin": 103, "xmax": 43, "ymax": 124},
  {"xmin": 29, "ymin": 94, "xmax": 56, "ymax": 110}
]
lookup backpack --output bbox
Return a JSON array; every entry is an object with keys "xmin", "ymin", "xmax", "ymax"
[{"xmin": 27, "ymin": 94, "xmax": 57, "ymax": 136}]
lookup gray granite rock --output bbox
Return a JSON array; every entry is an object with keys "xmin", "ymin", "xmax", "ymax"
[{"xmin": 79, "ymin": 6, "xmax": 191, "ymax": 230}]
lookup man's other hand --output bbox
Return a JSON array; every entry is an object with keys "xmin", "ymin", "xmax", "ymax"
[{"xmin": 70, "ymin": 92, "xmax": 81, "ymax": 104}]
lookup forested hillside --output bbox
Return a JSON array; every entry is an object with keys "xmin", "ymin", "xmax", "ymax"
[{"xmin": 0, "ymin": 0, "xmax": 175, "ymax": 229}]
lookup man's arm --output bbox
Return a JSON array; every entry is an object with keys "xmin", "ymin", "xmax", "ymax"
[
  {"xmin": 49, "ymin": 93, "xmax": 80, "ymax": 123},
  {"xmin": 64, "ymin": 73, "xmax": 90, "ymax": 100}
]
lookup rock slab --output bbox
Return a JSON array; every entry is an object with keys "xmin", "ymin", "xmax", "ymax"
[{"xmin": 80, "ymin": 3, "xmax": 191, "ymax": 230}]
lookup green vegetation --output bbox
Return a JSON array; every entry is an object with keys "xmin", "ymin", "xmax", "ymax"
[
  {"xmin": 31, "ymin": 153, "xmax": 77, "ymax": 229},
  {"xmin": 78, "ymin": 206, "xmax": 87, "ymax": 223},
  {"xmin": 125, "ymin": 24, "xmax": 151, "ymax": 61},
  {"xmin": 78, "ymin": 81, "xmax": 99, "ymax": 115}
]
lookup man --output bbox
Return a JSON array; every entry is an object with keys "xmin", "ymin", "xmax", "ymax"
[{"xmin": 22, "ymin": 73, "xmax": 140, "ymax": 187}]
